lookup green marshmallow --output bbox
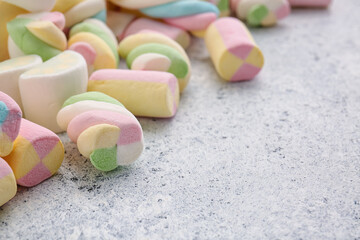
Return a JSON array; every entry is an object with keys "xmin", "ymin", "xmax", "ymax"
[
  {"xmin": 7, "ymin": 18, "xmax": 61, "ymax": 61},
  {"xmin": 247, "ymin": 4, "xmax": 269, "ymax": 27},
  {"xmin": 127, "ymin": 43, "xmax": 188, "ymax": 79},
  {"xmin": 62, "ymin": 92, "xmax": 124, "ymax": 108},
  {"xmin": 90, "ymin": 145, "xmax": 118, "ymax": 172},
  {"xmin": 70, "ymin": 22, "xmax": 119, "ymax": 65}
]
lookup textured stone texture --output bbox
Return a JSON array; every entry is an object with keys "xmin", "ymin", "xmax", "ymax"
[{"xmin": 1, "ymin": 1, "xmax": 360, "ymax": 239}]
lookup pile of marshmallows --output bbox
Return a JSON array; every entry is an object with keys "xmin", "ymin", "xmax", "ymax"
[{"xmin": 0, "ymin": 0, "xmax": 331, "ymax": 207}]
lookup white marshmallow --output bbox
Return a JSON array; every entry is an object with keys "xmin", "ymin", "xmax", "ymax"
[
  {"xmin": 19, "ymin": 51, "xmax": 88, "ymax": 133},
  {"xmin": 0, "ymin": 55, "xmax": 43, "ymax": 111}
]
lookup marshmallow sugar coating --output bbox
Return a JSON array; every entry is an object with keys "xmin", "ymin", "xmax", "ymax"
[
  {"xmin": 205, "ymin": 17, "xmax": 264, "ymax": 81},
  {"xmin": 52, "ymin": 0, "xmax": 107, "ymax": 28},
  {"xmin": 140, "ymin": 1, "xmax": 219, "ymax": 32},
  {"xmin": 57, "ymin": 92, "xmax": 144, "ymax": 171},
  {"xmin": 4, "ymin": 119, "xmax": 64, "ymax": 187},
  {"xmin": 0, "ymin": 92, "xmax": 22, "ymax": 157},
  {"xmin": 123, "ymin": 18, "xmax": 191, "ymax": 49},
  {"xmin": 231, "ymin": 0, "xmax": 290, "ymax": 27},
  {"xmin": 0, "ymin": 55, "xmax": 43, "ymax": 110},
  {"xmin": 109, "ymin": 0, "xmax": 176, "ymax": 9},
  {"xmin": 0, "ymin": 157, "xmax": 17, "ymax": 207},
  {"xmin": 7, "ymin": 16, "xmax": 67, "ymax": 61},
  {"xmin": 118, "ymin": 32, "xmax": 191, "ymax": 92},
  {"xmin": 88, "ymin": 70, "xmax": 179, "ymax": 118},
  {"xmin": 68, "ymin": 18, "xmax": 119, "ymax": 73},
  {"xmin": 2, "ymin": 0, "xmax": 56, "ymax": 12},
  {"xmin": 19, "ymin": 51, "xmax": 88, "ymax": 133}
]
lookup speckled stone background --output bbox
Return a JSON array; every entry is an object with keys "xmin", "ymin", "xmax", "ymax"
[{"xmin": 1, "ymin": 1, "xmax": 360, "ymax": 239}]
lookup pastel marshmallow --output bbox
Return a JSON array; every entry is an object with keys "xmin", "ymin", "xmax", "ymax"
[
  {"xmin": 19, "ymin": 51, "xmax": 88, "ymax": 133},
  {"xmin": 140, "ymin": 1, "xmax": 219, "ymax": 19},
  {"xmin": 0, "ymin": 1, "xmax": 28, "ymax": 61},
  {"xmin": 106, "ymin": 11, "xmax": 136, "ymax": 41},
  {"xmin": 118, "ymin": 32, "xmax": 191, "ymax": 92},
  {"xmin": 0, "ymin": 55, "xmax": 43, "ymax": 110},
  {"xmin": 52, "ymin": 0, "xmax": 106, "ymax": 28},
  {"xmin": 88, "ymin": 70, "xmax": 179, "ymax": 118},
  {"xmin": 58, "ymin": 92, "xmax": 144, "ymax": 171},
  {"xmin": 108, "ymin": 0, "xmax": 176, "ymax": 9},
  {"xmin": 2, "ymin": 0, "xmax": 56, "ymax": 12},
  {"xmin": 7, "ymin": 16, "xmax": 67, "ymax": 61},
  {"xmin": 0, "ymin": 157, "xmax": 17, "ymax": 207},
  {"xmin": 205, "ymin": 17, "xmax": 264, "ymax": 81},
  {"xmin": 0, "ymin": 92, "xmax": 22, "ymax": 157},
  {"xmin": 232, "ymin": 0, "xmax": 291, "ymax": 27},
  {"xmin": 4, "ymin": 119, "xmax": 64, "ymax": 187},
  {"xmin": 288, "ymin": 0, "xmax": 331, "ymax": 7},
  {"xmin": 68, "ymin": 18, "xmax": 119, "ymax": 73},
  {"xmin": 123, "ymin": 18, "xmax": 191, "ymax": 49},
  {"xmin": 16, "ymin": 11, "xmax": 66, "ymax": 30},
  {"xmin": 206, "ymin": 0, "xmax": 231, "ymax": 17},
  {"xmin": 164, "ymin": 12, "xmax": 217, "ymax": 32}
]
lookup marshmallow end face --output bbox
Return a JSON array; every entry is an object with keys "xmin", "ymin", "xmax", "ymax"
[
  {"xmin": 77, "ymin": 124, "xmax": 120, "ymax": 158},
  {"xmin": 4, "ymin": 119, "xmax": 64, "ymax": 187},
  {"xmin": 90, "ymin": 145, "xmax": 118, "ymax": 172},
  {"xmin": 0, "ymin": 92, "xmax": 22, "ymax": 157},
  {"xmin": 0, "ymin": 157, "xmax": 17, "ymax": 207}
]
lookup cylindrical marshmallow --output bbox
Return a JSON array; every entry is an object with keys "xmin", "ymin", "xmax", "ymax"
[
  {"xmin": 88, "ymin": 70, "xmax": 179, "ymax": 118},
  {"xmin": 2, "ymin": 0, "xmax": 56, "ymax": 12},
  {"xmin": 0, "ymin": 92, "xmax": 22, "ymax": 157},
  {"xmin": 0, "ymin": 157, "xmax": 17, "ymax": 207},
  {"xmin": 57, "ymin": 92, "xmax": 144, "ymax": 171},
  {"xmin": 123, "ymin": 18, "xmax": 191, "ymax": 49},
  {"xmin": 7, "ymin": 15, "xmax": 67, "ymax": 61},
  {"xmin": 19, "ymin": 51, "xmax": 88, "ymax": 133},
  {"xmin": 4, "ymin": 119, "xmax": 64, "ymax": 187},
  {"xmin": 231, "ymin": 0, "xmax": 290, "ymax": 27},
  {"xmin": 118, "ymin": 32, "xmax": 191, "ymax": 92},
  {"xmin": 0, "ymin": 55, "xmax": 43, "ymax": 110},
  {"xmin": 52, "ymin": 0, "xmax": 107, "ymax": 28},
  {"xmin": 68, "ymin": 18, "xmax": 119, "ymax": 73},
  {"xmin": 205, "ymin": 17, "xmax": 264, "ymax": 81},
  {"xmin": 140, "ymin": 1, "xmax": 219, "ymax": 32},
  {"xmin": 106, "ymin": 11, "xmax": 136, "ymax": 41}
]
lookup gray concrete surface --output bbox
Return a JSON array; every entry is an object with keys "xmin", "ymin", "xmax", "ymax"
[{"xmin": 1, "ymin": 1, "xmax": 359, "ymax": 239}]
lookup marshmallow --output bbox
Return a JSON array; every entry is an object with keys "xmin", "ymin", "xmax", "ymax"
[
  {"xmin": 106, "ymin": 11, "xmax": 136, "ymax": 41},
  {"xmin": 0, "ymin": 157, "xmax": 17, "ymax": 206},
  {"xmin": 206, "ymin": 0, "xmax": 231, "ymax": 17},
  {"xmin": 57, "ymin": 92, "xmax": 144, "ymax": 171},
  {"xmin": 4, "ymin": 119, "xmax": 64, "ymax": 187},
  {"xmin": 2, "ymin": 0, "xmax": 56, "ymax": 12},
  {"xmin": 123, "ymin": 18, "xmax": 191, "ymax": 49},
  {"xmin": 88, "ymin": 70, "xmax": 179, "ymax": 118},
  {"xmin": 108, "ymin": 0, "xmax": 176, "ymax": 9},
  {"xmin": 7, "ymin": 15, "xmax": 67, "ymax": 61},
  {"xmin": 52, "ymin": 0, "xmax": 106, "ymax": 28},
  {"xmin": 288, "ymin": 0, "xmax": 331, "ymax": 8},
  {"xmin": 68, "ymin": 18, "xmax": 119, "ymax": 73},
  {"xmin": 140, "ymin": 1, "xmax": 219, "ymax": 32},
  {"xmin": 205, "ymin": 17, "xmax": 264, "ymax": 81},
  {"xmin": 0, "ymin": 92, "xmax": 22, "ymax": 157},
  {"xmin": 0, "ymin": 55, "xmax": 43, "ymax": 110},
  {"xmin": 0, "ymin": 1, "xmax": 28, "ymax": 62},
  {"xmin": 231, "ymin": 0, "xmax": 291, "ymax": 27},
  {"xmin": 19, "ymin": 51, "xmax": 88, "ymax": 133},
  {"xmin": 118, "ymin": 32, "xmax": 191, "ymax": 92}
]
